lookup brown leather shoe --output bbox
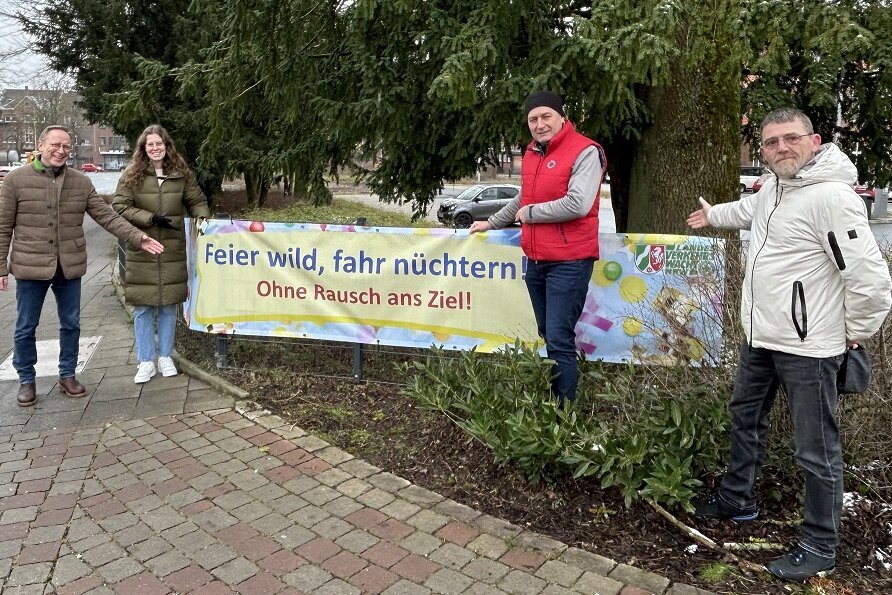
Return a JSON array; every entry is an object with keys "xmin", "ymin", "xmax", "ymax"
[
  {"xmin": 17, "ymin": 383, "xmax": 37, "ymax": 407},
  {"xmin": 58, "ymin": 376, "xmax": 87, "ymax": 398}
]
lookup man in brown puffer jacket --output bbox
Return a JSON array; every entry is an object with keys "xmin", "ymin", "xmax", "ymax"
[{"xmin": 0, "ymin": 125, "xmax": 164, "ymax": 407}]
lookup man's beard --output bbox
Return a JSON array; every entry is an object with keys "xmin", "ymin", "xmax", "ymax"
[{"xmin": 770, "ymin": 156, "xmax": 807, "ymax": 179}]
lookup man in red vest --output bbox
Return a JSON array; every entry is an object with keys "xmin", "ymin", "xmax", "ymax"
[{"xmin": 470, "ymin": 90, "xmax": 607, "ymax": 402}]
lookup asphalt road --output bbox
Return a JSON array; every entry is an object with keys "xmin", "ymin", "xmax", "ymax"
[
  {"xmin": 338, "ymin": 185, "xmax": 619, "ymax": 232},
  {"xmin": 84, "ymin": 171, "xmax": 124, "ymax": 195}
]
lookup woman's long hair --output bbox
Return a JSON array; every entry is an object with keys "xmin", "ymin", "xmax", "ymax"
[{"xmin": 120, "ymin": 124, "xmax": 192, "ymax": 190}]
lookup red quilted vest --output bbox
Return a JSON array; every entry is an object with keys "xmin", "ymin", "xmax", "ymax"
[{"xmin": 520, "ymin": 121, "xmax": 604, "ymax": 261}]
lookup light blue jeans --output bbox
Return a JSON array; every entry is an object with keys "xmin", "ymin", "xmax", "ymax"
[{"xmin": 133, "ymin": 305, "xmax": 178, "ymax": 363}]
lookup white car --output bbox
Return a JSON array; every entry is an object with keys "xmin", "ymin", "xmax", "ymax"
[
  {"xmin": 0, "ymin": 165, "xmax": 17, "ymax": 189},
  {"xmin": 740, "ymin": 166, "xmax": 764, "ymax": 193}
]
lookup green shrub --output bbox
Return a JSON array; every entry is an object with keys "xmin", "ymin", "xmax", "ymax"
[
  {"xmin": 401, "ymin": 343, "xmax": 731, "ymax": 509},
  {"xmin": 404, "ymin": 343, "xmax": 586, "ymax": 484},
  {"xmin": 575, "ymin": 369, "xmax": 728, "ymax": 508},
  {"xmin": 401, "ymin": 240, "xmax": 892, "ymax": 508}
]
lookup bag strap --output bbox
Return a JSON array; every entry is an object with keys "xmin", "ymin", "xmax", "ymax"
[{"xmin": 837, "ymin": 349, "xmax": 850, "ymax": 386}]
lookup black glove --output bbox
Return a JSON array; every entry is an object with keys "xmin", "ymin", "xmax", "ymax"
[{"xmin": 151, "ymin": 214, "xmax": 175, "ymax": 229}]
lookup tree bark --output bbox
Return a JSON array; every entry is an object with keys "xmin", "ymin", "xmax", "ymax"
[
  {"xmin": 258, "ymin": 178, "xmax": 270, "ymax": 208},
  {"xmin": 627, "ymin": 22, "xmax": 740, "ymax": 235},
  {"xmin": 601, "ymin": 136, "xmax": 637, "ymax": 233},
  {"xmin": 244, "ymin": 169, "xmax": 259, "ymax": 206}
]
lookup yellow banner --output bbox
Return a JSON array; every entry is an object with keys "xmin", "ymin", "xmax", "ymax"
[
  {"xmin": 185, "ymin": 221, "xmax": 725, "ymax": 363},
  {"xmin": 189, "ymin": 223, "xmax": 539, "ymax": 351}
]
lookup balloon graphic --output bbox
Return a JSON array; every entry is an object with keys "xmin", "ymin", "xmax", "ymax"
[
  {"xmin": 603, "ymin": 261, "xmax": 622, "ymax": 281},
  {"xmin": 619, "ymin": 276, "xmax": 647, "ymax": 303},
  {"xmin": 593, "ymin": 260, "xmax": 622, "ymax": 287},
  {"xmin": 623, "ymin": 316, "xmax": 643, "ymax": 336}
]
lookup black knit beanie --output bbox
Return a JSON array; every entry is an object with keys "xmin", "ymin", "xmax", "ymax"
[{"xmin": 525, "ymin": 90, "xmax": 564, "ymax": 116}]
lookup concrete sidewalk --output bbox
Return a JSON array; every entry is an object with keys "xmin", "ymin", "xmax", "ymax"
[{"xmin": 0, "ymin": 227, "xmax": 714, "ymax": 595}]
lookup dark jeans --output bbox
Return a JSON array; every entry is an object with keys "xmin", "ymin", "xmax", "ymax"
[
  {"xmin": 719, "ymin": 343, "xmax": 844, "ymax": 558},
  {"xmin": 524, "ymin": 258, "xmax": 595, "ymax": 402},
  {"xmin": 13, "ymin": 265, "xmax": 82, "ymax": 384}
]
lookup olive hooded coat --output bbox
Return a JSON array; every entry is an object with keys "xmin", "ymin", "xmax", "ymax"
[{"xmin": 112, "ymin": 166, "xmax": 210, "ymax": 306}]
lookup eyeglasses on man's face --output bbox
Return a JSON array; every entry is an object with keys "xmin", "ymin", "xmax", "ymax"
[
  {"xmin": 46, "ymin": 142, "xmax": 74, "ymax": 153},
  {"xmin": 760, "ymin": 133, "xmax": 812, "ymax": 151}
]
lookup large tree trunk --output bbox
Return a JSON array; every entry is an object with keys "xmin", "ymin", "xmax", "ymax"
[
  {"xmin": 198, "ymin": 175, "xmax": 223, "ymax": 213},
  {"xmin": 627, "ymin": 21, "xmax": 740, "ymax": 235},
  {"xmin": 621, "ymin": 9, "xmax": 746, "ymax": 362},
  {"xmin": 258, "ymin": 178, "xmax": 270, "ymax": 207}
]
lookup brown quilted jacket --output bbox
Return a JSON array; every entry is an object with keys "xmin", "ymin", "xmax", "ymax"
[{"xmin": 0, "ymin": 160, "xmax": 145, "ymax": 280}]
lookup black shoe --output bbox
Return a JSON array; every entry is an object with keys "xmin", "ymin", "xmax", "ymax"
[
  {"xmin": 766, "ymin": 546, "xmax": 835, "ymax": 582},
  {"xmin": 692, "ymin": 492, "xmax": 758, "ymax": 521}
]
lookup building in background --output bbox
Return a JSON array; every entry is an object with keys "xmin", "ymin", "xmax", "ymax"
[{"xmin": 0, "ymin": 87, "xmax": 129, "ymax": 169}]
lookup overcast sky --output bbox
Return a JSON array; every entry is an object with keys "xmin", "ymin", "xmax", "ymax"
[{"xmin": 0, "ymin": 10, "xmax": 47, "ymax": 88}]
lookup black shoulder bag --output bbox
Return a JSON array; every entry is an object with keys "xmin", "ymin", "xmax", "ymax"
[{"xmin": 837, "ymin": 345, "xmax": 871, "ymax": 395}]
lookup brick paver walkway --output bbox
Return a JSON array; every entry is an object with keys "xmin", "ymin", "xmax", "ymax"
[
  {"xmin": 0, "ymin": 221, "xmax": 714, "ymax": 594},
  {"xmin": 1, "ymin": 408, "xmax": 710, "ymax": 595}
]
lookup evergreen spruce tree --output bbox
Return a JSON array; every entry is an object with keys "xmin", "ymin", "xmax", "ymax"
[{"xmin": 19, "ymin": 0, "xmax": 892, "ymax": 226}]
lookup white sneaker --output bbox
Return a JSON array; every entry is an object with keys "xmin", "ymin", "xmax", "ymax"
[
  {"xmin": 134, "ymin": 361, "xmax": 156, "ymax": 384},
  {"xmin": 157, "ymin": 356, "xmax": 178, "ymax": 377}
]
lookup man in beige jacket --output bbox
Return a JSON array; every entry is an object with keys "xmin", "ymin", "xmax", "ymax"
[
  {"xmin": 0, "ymin": 125, "xmax": 164, "ymax": 407},
  {"xmin": 687, "ymin": 108, "xmax": 891, "ymax": 582}
]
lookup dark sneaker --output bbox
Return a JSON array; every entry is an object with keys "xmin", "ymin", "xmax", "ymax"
[
  {"xmin": 766, "ymin": 546, "xmax": 835, "ymax": 582},
  {"xmin": 692, "ymin": 493, "xmax": 758, "ymax": 521}
]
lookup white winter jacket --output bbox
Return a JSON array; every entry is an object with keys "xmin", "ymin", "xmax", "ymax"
[{"xmin": 708, "ymin": 144, "xmax": 892, "ymax": 357}]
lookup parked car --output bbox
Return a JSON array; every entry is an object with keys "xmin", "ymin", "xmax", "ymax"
[
  {"xmin": 0, "ymin": 165, "xmax": 16, "ymax": 189},
  {"xmin": 853, "ymin": 183, "xmax": 875, "ymax": 199},
  {"xmin": 751, "ymin": 172, "xmax": 772, "ymax": 193},
  {"xmin": 740, "ymin": 166, "xmax": 764, "ymax": 193},
  {"xmin": 437, "ymin": 184, "xmax": 521, "ymax": 228},
  {"xmin": 80, "ymin": 163, "xmax": 104, "ymax": 172}
]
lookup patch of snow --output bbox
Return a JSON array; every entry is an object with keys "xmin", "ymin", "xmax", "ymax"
[
  {"xmin": 875, "ymin": 548, "xmax": 890, "ymax": 572},
  {"xmin": 843, "ymin": 491, "xmax": 861, "ymax": 514},
  {"xmin": 846, "ymin": 459, "xmax": 883, "ymax": 471}
]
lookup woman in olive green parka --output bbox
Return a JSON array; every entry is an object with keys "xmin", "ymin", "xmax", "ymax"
[{"xmin": 113, "ymin": 124, "xmax": 210, "ymax": 384}]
